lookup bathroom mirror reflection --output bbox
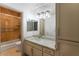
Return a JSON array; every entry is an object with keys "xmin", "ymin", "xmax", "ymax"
[
  {"xmin": 26, "ymin": 3, "xmax": 56, "ymax": 52},
  {"xmin": 27, "ymin": 21, "xmax": 38, "ymax": 31},
  {"xmin": 26, "ymin": 3, "xmax": 56, "ymax": 41}
]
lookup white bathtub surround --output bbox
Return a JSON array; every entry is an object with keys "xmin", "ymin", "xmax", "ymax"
[{"xmin": 0, "ymin": 40, "xmax": 21, "ymax": 51}]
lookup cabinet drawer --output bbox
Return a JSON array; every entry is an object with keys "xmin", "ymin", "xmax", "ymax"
[
  {"xmin": 32, "ymin": 44, "xmax": 42, "ymax": 50},
  {"xmin": 24, "ymin": 40, "xmax": 33, "ymax": 46},
  {"xmin": 43, "ymin": 47, "xmax": 54, "ymax": 55},
  {"xmin": 43, "ymin": 53, "xmax": 51, "ymax": 56},
  {"xmin": 25, "ymin": 40, "xmax": 42, "ymax": 50}
]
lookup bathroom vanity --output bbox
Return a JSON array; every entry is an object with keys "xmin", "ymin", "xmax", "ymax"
[{"xmin": 23, "ymin": 36, "xmax": 56, "ymax": 56}]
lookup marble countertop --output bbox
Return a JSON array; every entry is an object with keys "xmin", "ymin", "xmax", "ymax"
[{"xmin": 24, "ymin": 36, "xmax": 56, "ymax": 49}]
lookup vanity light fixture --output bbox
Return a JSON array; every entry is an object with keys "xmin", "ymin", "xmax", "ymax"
[
  {"xmin": 41, "ymin": 12, "xmax": 44, "ymax": 14},
  {"xmin": 37, "ymin": 13, "xmax": 40, "ymax": 16},
  {"xmin": 37, "ymin": 10, "xmax": 51, "ymax": 18},
  {"xmin": 46, "ymin": 10, "xmax": 50, "ymax": 13},
  {"xmin": 45, "ymin": 10, "xmax": 50, "ymax": 18}
]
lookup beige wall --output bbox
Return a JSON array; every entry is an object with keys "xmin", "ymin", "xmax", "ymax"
[{"xmin": 58, "ymin": 4, "xmax": 79, "ymax": 42}]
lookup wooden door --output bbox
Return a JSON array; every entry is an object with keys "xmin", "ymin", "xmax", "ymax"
[
  {"xmin": 1, "ymin": 14, "xmax": 20, "ymax": 42},
  {"xmin": 0, "ymin": 6, "xmax": 21, "ymax": 42},
  {"xmin": 0, "ymin": 7, "xmax": 1, "ymax": 42},
  {"xmin": 0, "ymin": 18, "xmax": 1, "ymax": 42}
]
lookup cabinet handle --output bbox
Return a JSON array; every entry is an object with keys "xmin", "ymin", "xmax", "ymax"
[
  {"xmin": 16, "ymin": 50, "xmax": 20, "ymax": 52},
  {"xmin": 56, "ymin": 42, "xmax": 60, "ymax": 51},
  {"xmin": 49, "ymin": 51, "xmax": 51, "ymax": 54},
  {"xmin": 57, "ymin": 28, "xmax": 60, "ymax": 37}
]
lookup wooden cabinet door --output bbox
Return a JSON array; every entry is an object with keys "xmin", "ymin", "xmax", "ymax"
[
  {"xmin": 33, "ymin": 48, "xmax": 42, "ymax": 56},
  {"xmin": 0, "ymin": 6, "xmax": 21, "ymax": 42},
  {"xmin": 0, "ymin": 8, "xmax": 1, "ymax": 42},
  {"xmin": 24, "ymin": 44, "xmax": 32, "ymax": 56},
  {"xmin": 0, "ymin": 7, "xmax": 1, "ymax": 13},
  {"xmin": 58, "ymin": 40, "xmax": 79, "ymax": 56},
  {"xmin": 0, "ymin": 33, "xmax": 1, "ymax": 42}
]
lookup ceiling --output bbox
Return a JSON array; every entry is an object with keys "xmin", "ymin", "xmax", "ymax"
[
  {"xmin": 1, "ymin": 3, "xmax": 55, "ymax": 12},
  {"xmin": 0, "ymin": 3, "xmax": 55, "ymax": 17}
]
